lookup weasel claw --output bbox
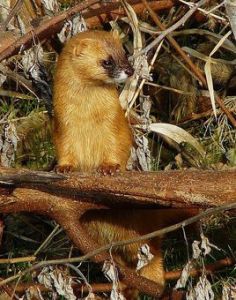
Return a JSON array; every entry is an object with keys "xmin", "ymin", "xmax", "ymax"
[
  {"xmin": 55, "ymin": 164, "xmax": 74, "ymax": 173},
  {"xmin": 98, "ymin": 164, "xmax": 120, "ymax": 176}
]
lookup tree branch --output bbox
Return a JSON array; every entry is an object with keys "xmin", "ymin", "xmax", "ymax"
[{"xmin": 1, "ymin": 167, "xmax": 236, "ymax": 208}]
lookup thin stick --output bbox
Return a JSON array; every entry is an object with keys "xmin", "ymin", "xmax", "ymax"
[
  {"xmin": 33, "ymin": 224, "xmax": 60, "ymax": 256},
  {"xmin": 145, "ymin": 82, "xmax": 193, "ymax": 95},
  {"xmin": 0, "ymin": 256, "xmax": 36, "ymax": 264},
  {"xmin": 176, "ymin": 108, "xmax": 236, "ymax": 125}
]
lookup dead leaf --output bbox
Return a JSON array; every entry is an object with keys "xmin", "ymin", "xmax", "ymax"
[
  {"xmin": 149, "ymin": 123, "xmax": 205, "ymax": 157},
  {"xmin": 175, "ymin": 261, "xmax": 192, "ymax": 289},
  {"xmin": 136, "ymin": 244, "xmax": 154, "ymax": 271}
]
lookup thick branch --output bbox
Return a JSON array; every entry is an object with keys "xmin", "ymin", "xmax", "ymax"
[{"xmin": 0, "ymin": 167, "xmax": 236, "ymax": 208}]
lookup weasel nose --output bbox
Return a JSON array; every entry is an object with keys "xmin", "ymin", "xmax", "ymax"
[{"xmin": 125, "ymin": 66, "xmax": 134, "ymax": 77}]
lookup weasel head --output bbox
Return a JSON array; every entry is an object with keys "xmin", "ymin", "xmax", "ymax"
[{"xmin": 64, "ymin": 30, "xmax": 134, "ymax": 85}]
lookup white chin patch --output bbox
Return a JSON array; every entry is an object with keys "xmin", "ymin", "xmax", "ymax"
[{"xmin": 114, "ymin": 71, "xmax": 128, "ymax": 83}]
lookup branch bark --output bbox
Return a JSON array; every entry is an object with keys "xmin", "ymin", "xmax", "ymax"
[{"xmin": 1, "ymin": 167, "xmax": 236, "ymax": 208}]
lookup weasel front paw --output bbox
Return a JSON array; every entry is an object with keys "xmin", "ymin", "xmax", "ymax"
[
  {"xmin": 98, "ymin": 164, "xmax": 120, "ymax": 176},
  {"xmin": 55, "ymin": 164, "xmax": 75, "ymax": 173}
]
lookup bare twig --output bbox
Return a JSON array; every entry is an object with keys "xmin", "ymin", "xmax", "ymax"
[
  {"xmin": 176, "ymin": 107, "xmax": 236, "ymax": 125},
  {"xmin": 86, "ymin": 0, "xmax": 174, "ymax": 28},
  {"xmin": 33, "ymin": 224, "xmax": 61, "ymax": 256},
  {"xmin": 144, "ymin": 82, "xmax": 193, "ymax": 95},
  {"xmin": 8, "ymin": 282, "xmax": 187, "ymax": 300},
  {"xmin": 0, "ymin": 256, "xmax": 36, "ymax": 264}
]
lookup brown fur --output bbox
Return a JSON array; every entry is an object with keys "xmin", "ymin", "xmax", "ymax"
[
  {"xmin": 53, "ymin": 31, "xmax": 197, "ymax": 299},
  {"xmin": 53, "ymin": 30, "xmax": 132, "ymax": 173}
]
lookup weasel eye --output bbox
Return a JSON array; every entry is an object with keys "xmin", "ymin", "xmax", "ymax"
[{"xmin": 102, "ymin": 58, "xmax": 114, "ymax": 69}]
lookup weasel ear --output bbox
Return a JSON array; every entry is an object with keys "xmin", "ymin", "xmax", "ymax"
[
  {"xmin": 73, "ymin": 39, "xmax": 91, "ymax": 56},
  {"xmin": 112, "ymin": 29, "xmax": 120, "ymax": 40}
]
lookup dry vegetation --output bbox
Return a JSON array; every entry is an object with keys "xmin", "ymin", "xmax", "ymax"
[{"xmin": 0, "ymin": 0, "xmax": 236, "ymax": 299}]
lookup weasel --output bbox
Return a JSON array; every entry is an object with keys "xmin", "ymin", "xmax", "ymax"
[
  {"xmin": 53, "ymin": 30, "xmax": 133, "ymax": 174},
  {"xmin": 53, "ymin": 30, "xmax": 197, "ymax": 299}
]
